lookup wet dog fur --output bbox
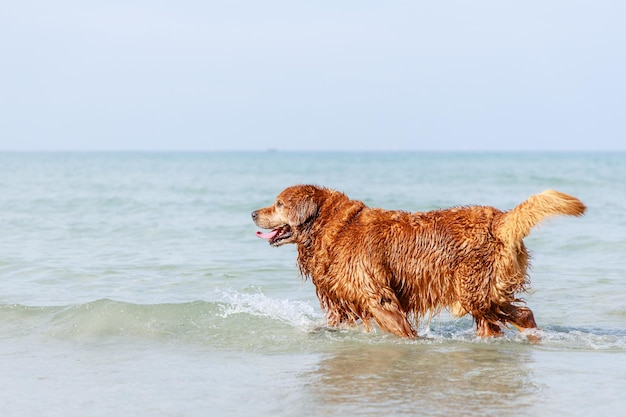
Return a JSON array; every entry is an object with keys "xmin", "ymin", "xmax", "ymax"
[{"xmin": 252, "ymin": 185, "xmax": 585, "ymax": 339}]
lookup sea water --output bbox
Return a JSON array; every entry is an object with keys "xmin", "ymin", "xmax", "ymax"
[{"xmin": 0, "ymin": 152, "xmax": 624, "ymax": 417}]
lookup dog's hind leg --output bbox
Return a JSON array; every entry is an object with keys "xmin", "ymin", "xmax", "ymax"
[
  {"xmin": 368, "ymin": 295, "xmax": 417, "ymax": 338},
  {"xmin": 475, "ymin": 316, "xmax": 504, "ymax": 338},
  {"xmin": 501, "ymin": 304, "xmax": 540, "ymax": 342},
  {"xmin": 502, "ymin": 305, "xmax": 537, "ymax": 330}
]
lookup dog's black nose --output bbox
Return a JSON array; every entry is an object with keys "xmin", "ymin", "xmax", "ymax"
[{"xmin": 251, "ymin": 210, "xmax": 258, "ymax": 220}]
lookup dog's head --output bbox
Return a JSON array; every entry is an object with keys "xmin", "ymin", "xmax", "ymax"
[{"xmin": 251, "ymin": 185, "xmax": 321, "ymax": 246}]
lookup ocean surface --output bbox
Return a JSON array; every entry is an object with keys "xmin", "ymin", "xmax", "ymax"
[{"xmin": 0, "ymin": 152, "xmax": 624, "ymax": 417}]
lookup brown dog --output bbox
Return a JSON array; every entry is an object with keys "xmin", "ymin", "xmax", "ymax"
[{"xmin": 252, "ymin": 185, "xmax": 585, "ymax": 339}]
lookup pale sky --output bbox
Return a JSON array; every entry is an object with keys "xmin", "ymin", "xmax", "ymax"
[{"xmin": 1, "ymin": 1, "xmax": 625, "ymax": 151}]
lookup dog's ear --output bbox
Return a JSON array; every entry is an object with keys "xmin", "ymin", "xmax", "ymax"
[{"xmin": 289, "ymin": 197, "xmax": 318, "ymax": 226}]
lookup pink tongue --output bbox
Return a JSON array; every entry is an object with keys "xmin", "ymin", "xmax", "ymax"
[{"xmin": 256, "ymin": 229, "xmax": 280, "ymax": 240}]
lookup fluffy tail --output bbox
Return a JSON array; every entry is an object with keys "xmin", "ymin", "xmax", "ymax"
[{"xmin": 496, "ymin": 190, "xmax": 586, "ymax": 244}]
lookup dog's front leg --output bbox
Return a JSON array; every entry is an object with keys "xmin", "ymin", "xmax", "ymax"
[{"xmin": 368, "ymin": 295, "xmax": 417, "ymax": 338}]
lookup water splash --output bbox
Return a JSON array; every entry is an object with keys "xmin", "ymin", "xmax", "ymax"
[
  {"xmin": 533, "ymin": 325, "xmax": 626, "ymax": 351},
  {"xmin": 218, "ymin": 289, "xmax": 324, "ymax": 330}
]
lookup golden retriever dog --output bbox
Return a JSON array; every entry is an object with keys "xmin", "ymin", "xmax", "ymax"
[{"xmin": 252, "ymin": 185, "xmax": 585, "ymax": 339}]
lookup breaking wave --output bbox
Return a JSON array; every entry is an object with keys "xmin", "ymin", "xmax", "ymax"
[{"xmin": 1, "ymin": 291, "xmax": 624, "ymax": 352}]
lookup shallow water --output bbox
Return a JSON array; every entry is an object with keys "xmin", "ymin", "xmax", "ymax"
[{"xmin": 0, "ymin": 152, "xmax": 625, "ymax": 416}]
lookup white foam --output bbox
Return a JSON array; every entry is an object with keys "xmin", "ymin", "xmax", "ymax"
[
  {"xmin": 533, "ymin": 327, "xmax": 626, "ymax": 351},
  {"xmin": 218, "ymin": 290, "xmax": 324, "ymax": 330}
]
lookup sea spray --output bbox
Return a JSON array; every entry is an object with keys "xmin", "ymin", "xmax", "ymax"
[{"xmin": 218, "ymin": 289, "xmax": 324, "ymax": 330}]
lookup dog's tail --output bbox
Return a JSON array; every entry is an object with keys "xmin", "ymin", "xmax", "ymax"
[{"xmin": 496, "ymin": 190, "xmax": 586, "ymax": 244}]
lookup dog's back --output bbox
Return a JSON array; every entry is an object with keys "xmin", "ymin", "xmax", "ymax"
[{"xmin": 323, "ymin": 190, "xmax": 586, "ymax": 336}]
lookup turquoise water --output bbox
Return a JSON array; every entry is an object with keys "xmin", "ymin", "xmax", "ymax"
[{"xmin": 0, "ymin": 152, "xmax": 625, "ymax": 416}]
